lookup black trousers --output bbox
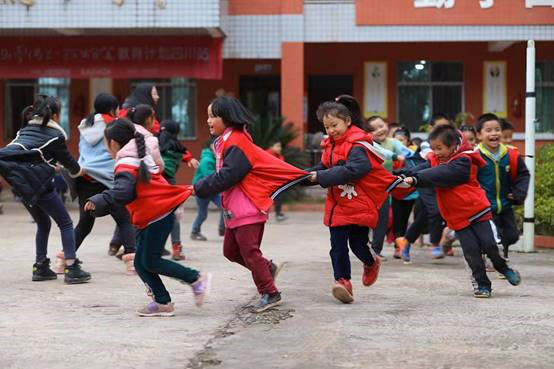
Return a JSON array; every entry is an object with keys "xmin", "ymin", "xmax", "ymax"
[
  {"xmin": 405, "ymin": 187, "xmax": 444, "ymax": 245},
  {"xmin": 371, "ymin": 200, "xmax": 390, "ymax": 254},
  {"xmin": 74, "ymin": 177, "xmax": 136, "ymax": 252},
  {"xmin": 330, "ymin": 225, "xmax": 375, "ymax": 281},
  {"xmin": 493, "ymin": 209, "xmax": 520, "ymax": 258},
  {"xmin": 392, "ymin": 198, "xmax": 416, "ymax": 238},
  {"xmin": 456, "ymin": 220, "xmax": 509, "ymax": 289}
]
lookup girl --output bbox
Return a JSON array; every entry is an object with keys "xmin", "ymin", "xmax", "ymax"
[
  {"xmin": 120, "ymin": 82, "xmax": 161, "ymax": 134},
  {"xmin": 309, "ymin": 101, "xmax": 409, "ymax": 304},
  {"xmin": 365, "ymin": 116, "xmax": 413, "ymax": 259},
  {"xmin": 159, "ymin": 119, "xmax": 199, "ymax": 260},
  {"xmin": 54, "ymin": 93, "xmax": 136, "ymax": 275},
  {"xmin": 460, "ymin": 125, "xmax": 477, "ymax": 148},
  {"xmin": 84, "ymin": 119, "xmax": 210, "ymax": 316},
  {"xmin": 0, "ymin": 95, "xmax": 91, "ymax": 284},
  {"xmin": 401, "ymin": 125, "xmax": 521, "ymax": 298},
  {"xmin": 193, "ymin": 96, "xmax": 308, "ymax": 313}
]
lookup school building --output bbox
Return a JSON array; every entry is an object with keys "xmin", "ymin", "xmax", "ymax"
[{"xmin": 1, "ymin": 0, "xmax": 553, "ymax": 183}]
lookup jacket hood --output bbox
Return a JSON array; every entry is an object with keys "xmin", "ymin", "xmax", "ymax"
[{"xmin": 27, "ymin": 118, "xmax": 68, "ymax": 139}]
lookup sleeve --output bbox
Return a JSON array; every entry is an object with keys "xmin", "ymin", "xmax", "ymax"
[
  {"xmin": 50, "ymin": 135, "xmax": 82, "ymax": 177},
  {"xmin": 306, "ymin": 161, "xmax": 327, "ymax": 172},
  {"xmin": 419, "ymin": 141, "xmax": 433, "ymax": 160},
  {"xmin": 87, "ymin": 171, "xmax": 137, "ymax": 217},
  {"xmin": 511, "ymin": 156, "xmax": 530, "ymax": 204},
  {"xmin": 413, "ymin": 157, "xmax": 471, "ymax": 188},
  {"xmin": 193, "ymin": 145, "xmax": 252, "ymax": 198},
  {"xmin": 392, "ymin": 138, "xmax": 414, "ymax": 157},
  {"xmin": 181, "ymin": 151, "xmax": 193, "ymax": 163},
  {"xmin": 397, "ymin": 161, "xmax": 431, "ymax": 176},
  {"xmin": 316, "ymin": 146, "xmax": 371, "ymax": 188},
  {"xmin": 373, "ymin": 142, "xmax": 396, "ymax": 160}
]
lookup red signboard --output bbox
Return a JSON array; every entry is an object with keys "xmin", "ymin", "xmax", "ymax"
[
  {"xmin": 0, "ymin": 36, "xmax": 223, "ymax": 79},
  {"xmin": 356, "ymin": 0, "xmax": 554, "ymax": 25}
]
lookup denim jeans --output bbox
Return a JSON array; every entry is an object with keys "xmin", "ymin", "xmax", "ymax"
[{"xmin": 192, "ymin": 194, "xmax": 224, "ymax": 234}]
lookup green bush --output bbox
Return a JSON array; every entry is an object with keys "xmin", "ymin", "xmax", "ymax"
[{"xmin": 515, "ymin": 144, "xmax": 554, "ymax": 235}]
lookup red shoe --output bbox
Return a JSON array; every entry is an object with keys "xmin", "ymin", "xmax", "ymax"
[
  {"xmin": 362, "ymin": 256, "xmax": 381, "ymax": 286},
  {"xmin": 171, "ymin": 243, "xmax": 185, "ymax": 261},
  {"xmin": 444, "ymin": 245, "xmax": 454, "ymax": 257},
  {"xmin": 332, "ymin": 278, "xmax": 354, "ymax": 304}
]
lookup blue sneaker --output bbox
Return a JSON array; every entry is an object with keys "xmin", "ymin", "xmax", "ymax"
[
  {"xmin": 474, "ymin": 287, "xmax": 492, "ymax": 298},
  {"xmin": 431, "ymin": 246, "xmax": 445, "ymax": 259},
  {"xmin": 401, "ymin": 244, "xmax": 411, "ymax": 264},
  {"xmin": 503, "ymin": 268, "xmax": 521, "ymax": 286}
]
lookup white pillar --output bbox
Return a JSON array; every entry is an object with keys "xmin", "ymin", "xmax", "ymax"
[{"xmin": 522, "ymin": 40, "xmax": 536, "ymax": 253}]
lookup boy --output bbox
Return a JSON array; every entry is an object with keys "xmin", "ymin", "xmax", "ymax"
[
  {"xmin": 476, "ymin": 113, "xmax": 530, "ymax": 259},
  {"xmin": 500, "ymin": 119, "xmax": 514, "ymax": 146}
]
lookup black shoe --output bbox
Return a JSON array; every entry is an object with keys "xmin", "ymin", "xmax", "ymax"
[
  {"xmin": 64, "ymin": 262, "xmax": 91, "ymax": 284},
  {"xmin": 253, "ymin": 292, "xmax": 282, "ymax": 313},
  {"xmin": 32, "ymin": 258, "xmax": 57, "ymax": 281},
  {"xmin": 190, "ymin": 232, "xmax": 208, "ymax": 241},
  {"xmin": 108, "ymin": 243, "xmax": 121, "ymax": 256},
  {"xmin": 276, "ymin": 213, "xmax": 288, "ymax": 222},
  {"xmin": 162, "ymin": 248, "xmax": 171, "ymax": 256}
]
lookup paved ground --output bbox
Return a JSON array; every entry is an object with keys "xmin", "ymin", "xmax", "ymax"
[{"xmin": 1, "ymin": 201, "xmax": 554, "ymax": 369}]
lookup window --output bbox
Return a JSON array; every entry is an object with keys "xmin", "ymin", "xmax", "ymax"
[
  {"xmin": 397, "ymin": 61, "xmax": 463, "ymax": 131},
  {"xmin": 240, "ymin": 75, "xmax": 280, "ymax": 121},
  {"xmin": 130, "ymin": 78, "xmax": 197, "ymax": 139},
  {"xmin": 536, "ymin": 62, "xmax": 554, "ymax": 133},
  {"xmin": 4, "ymin": 78, "xmax": 70, "ymax": 141}
]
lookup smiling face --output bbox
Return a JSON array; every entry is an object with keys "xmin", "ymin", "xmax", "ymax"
[
  {"xmin": 430, "ymin": 138, "xmax": 457, "ymax": 163},
  {"xmin": 477, "ymin": 120, "xmax": 502, "ymax": 152},
  {"xmin": 462, "ymin": 130, "xmax": 477, "ymax": 147},
  {"xmin": 368, "ymin": 118, "xmax": 388, "ymax": 142},
  {"xmin": 207, "ymin": 104, "xmax": 226, "ymax": 136},
  {"xmin": 501, "ymin": 129, "xmax": 513, "ymax": 145},
  {"xmin": 151, "ymin": 86, "xmax": 160, "ymax": 104},
  {"xmin": 322, "ymin": 114, "xmax": 351, "ymax": 140}
]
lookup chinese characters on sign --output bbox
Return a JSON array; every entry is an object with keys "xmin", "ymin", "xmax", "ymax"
[{"xmin": 414, "ymin": 0, "xmax": 554, "ymax": 8}]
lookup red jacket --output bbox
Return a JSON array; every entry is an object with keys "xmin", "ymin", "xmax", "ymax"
[
  {"xmin": 319, "ymin": 126, "xmax": 411, "ymax": 229},
  {"xmin": 425, "ymin": 149, "xmax": 491, "ymax": 231}
]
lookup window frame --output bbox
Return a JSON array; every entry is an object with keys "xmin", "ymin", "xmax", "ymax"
[
  {"xmin": 535, "ymin": 61, "xmax": 554, "ymax": 134},
  {"xmin": 396, "ymin": 61, "xmax": 465, "ymax": 131}
]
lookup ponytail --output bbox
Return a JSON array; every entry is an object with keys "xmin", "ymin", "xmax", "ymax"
[
  {"xmin": 85, "ymin": 93, "xmax": 120, "ymax": 127},
  {"xmin": 21, "ymin": 94, "xmax": 61, "ymax": 126},
  {"xmin": 134, "ymin": 131, "xmax": 151, "ymax": 184},
  {"xmin": 127, "ymin": 104, "xmax": 154, "ymax": 127}
]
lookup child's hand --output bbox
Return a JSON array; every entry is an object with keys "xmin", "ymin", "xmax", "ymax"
[
  {"xmin": 507, "ymin": 193, "xmax": 514, "ymax": 200},
  {"xmin": 397, "ymin": 155, "xmax": 405, "ymax": 162},
  {"xmin": 187, "ymin": 158, "xmax": 200, "ymax": 169},
  {"xmin": 403, "ymin": 177, "xmax": 415, "ymax": 186},
  {"xmin": 84, "ymin": 201, "xmax": 96, "ymax": 211},
  {"xmin": 308, "ymin": 171, "xmax": 317, "ymax": 183}
]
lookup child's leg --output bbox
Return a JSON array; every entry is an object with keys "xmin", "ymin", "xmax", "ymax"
[
  {"xmin": 234, "ymin": 223, "xmax": 277, "ymax": 294},
  {"xmin": 475, "ymin": 221, "xmax": 509, "ymax": 274},
  {"xmin": 405, "ymin": 198, "xmax": 426, "ymax": 243},
  {"xmin": 110, "ymin": 205, "xmax": 136, "ymax": 253},
  {"xmin": 456, "ymin": 225, "xmax": 492, "ymax": 290},
  {"xmin": 24, "ymin": 200, "xmax": 52, "ymax": 263},
  {"xmin": 371, "ymin": 199, "xmax": 390, "ymax": 255},
  {"xmin": 493, "ymin": 210, "xmax": 519, "ymax": 258},
  {"xmin": 170, "ymin": 217, "xmax": 181, "ymax": 245},
  {"xmin": 213, "ymin": 194, "xmax": 225, "ymax": 234},
  {"xmin": 191, "ymin": 197, "xmax": 210, "ymax": 235},
  {"xmin": 223, "ymin": 228, "xmax": 247, "ymax": 267},
  {"xmin": 347, "ymin": 225, "xmax": 375, "ymax": 266},
  {"xmin": 329, "ymin": 226, "xmax": 352, "ymax": 280},
  {"xmin": 135, "ymin": 214, "xmax": 200, "ymax": 304}
]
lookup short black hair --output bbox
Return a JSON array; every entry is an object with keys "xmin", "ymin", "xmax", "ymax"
[
  {"xmin": 428, "ymin": 124, "xmax": 460, "ymax": 147},
  {"xmin": 316, "ymin": 101, "xmax": 351, "ymax": 123},
  {"xmin": 335, "ymin": 95, "xmax": 364, "ymax": 128},
  {"xmin": 210, "ymin": 96, "xmax": 256, "ymax": 128},
  {"xmin": 476, "ymin": 113, "xmax": 500, "ymax": 132},
  {"xmin": 429, "ymin": 113, "xmax": 450, "ymax": 127},
  {"xmin": 460, "ymin": 124, "xmax": 476, "ymax": 135},
  {"xmin": 393, "ymin": 125, "xmax": 411, "ymax": 140},
  {"xmin": 500, "ymin": 118, "xmax": 514, "ymax": 131}
]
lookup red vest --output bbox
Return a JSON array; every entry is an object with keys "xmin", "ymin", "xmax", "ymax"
[
  {"xmin": 115, "ymin": 164, "xmax": 192, "ymax": 229},
  {"xmin": 221, "ymin": 130, "xmax": 309, "ymax": 213},
  {"xmin": 320, "ymin": 126, "xmax": 411, "ymax": 229},
  {"xmin": 429, "ymin": 149, "xmax": 492, "ymax": 231}
]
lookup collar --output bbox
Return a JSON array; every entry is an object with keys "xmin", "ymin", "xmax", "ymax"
[
  {"xmin": 479, "ymin": 143, "xmax": 507, "ymax": 162},
  {"xmin": 28, "ymin": 118, "xmax": 68, "ymax": 139}
]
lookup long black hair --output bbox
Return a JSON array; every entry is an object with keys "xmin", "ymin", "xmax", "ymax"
[
  {"xmin": 210, "ymin": 96, "xmax": 256, "ymax": 128},
  {"xmin": 84, "ymin": 93, "xmax": 119, "ymax": 127},
  {"xmin": 123, "ymin": 83, "xmax": 157, "ymax": 110},
  {"xmin": 158, "ymin": 119, "xmax": 186, "ymax": 154},
  {"xmin": 21, "ymin": 94, "xmax": 61, "ymax": 127},
  {"xmin": 104, "ymin": 118, "xmax": 150, "ymax": 183},
  {"xmin": 127, "ymin": 104, "xmax": 155, "ymax": 128},
  {"xmin": 335, "ymin": 95, "xmax": 364, "ymax": 128}
]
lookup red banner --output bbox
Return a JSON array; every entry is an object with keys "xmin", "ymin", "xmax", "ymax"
[
  {"xmin": 0, "ymin": 36, "xmax": 223, "ymax": 79},
  {"xmin": 356, "ymin": 0, "xmax": 554, "ymax": 26}
]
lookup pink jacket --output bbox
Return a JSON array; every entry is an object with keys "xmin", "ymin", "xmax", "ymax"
[{"xmin": 116, "ymin": 124, "xmax": 164, "ymax": 172}]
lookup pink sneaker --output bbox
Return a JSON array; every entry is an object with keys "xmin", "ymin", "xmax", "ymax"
[
  {"xmin": 121, "ymin": 253, "xmax": 136, "ymax": 275},
  {"xmin": 190, "ymin": 272, "xmax": 212, "ymax": 307},
  {"xmin": 137, "ymin": 301, "xmax": 175, "ymax": 317},
  {"xmin": 53, "ymin": 251, "xmax": 65, "ymax": 274}
]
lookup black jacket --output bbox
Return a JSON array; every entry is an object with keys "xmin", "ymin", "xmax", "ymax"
[{"xmin": 0, "ymin": 120, "xmax": 81, "ymax": 205}]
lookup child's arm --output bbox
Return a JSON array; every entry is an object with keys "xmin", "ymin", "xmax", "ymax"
[
  {"xmin": 86, "ymin": 171, "xmax": 137, "ymax": 217},
  {"xmin": 373, "ymin": 142, "xmax": 397, "ymax": 160},
  {"xmin": 392, "ymin": 138, "xmax": 414, "ymax": 159},
  {"xmin": 410, "ymin": 157, "xmax": 471, "ymax": 188},
  {"xmin": 50, "ymin": 136, "xmax": 83, "ymax": 177},
  {"xmin": 511, "ymin": 156, "xmax": 530, "ymax": 204},
  {"xmin": 193, "ymin": 146, "xmax": 251, "ymax": 198},
  {"xmin": 314, "ymin": 147, "xmax": 370, "ymax": 188}
]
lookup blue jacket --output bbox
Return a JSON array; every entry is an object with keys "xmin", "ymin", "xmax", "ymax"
[
  {"xmin": 477, "ymin": 143, "xmax": 530, "ymax": 214},
  {"xmin": 78, "ymin": 114, "xmax": 115, "ymax": 188}
]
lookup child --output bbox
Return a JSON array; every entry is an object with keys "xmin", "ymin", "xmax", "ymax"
[
  {"xmin": 366, "ymin": 116, "xmax": 413, "ymax": 259},
  {"xmin": 500, "ymin": 119, "xmax": 515, "ymax": 146},
  {"xmin": 159, "ymin": 119, "xmax": 199, "ymax": 260},
  {"xmin": 60, "ymin": 93, "xmax": 137, "ymax": 275},
  {"xmin": 266, "ymin": 141, "xmax": 288, "ymax": 221},
  {"xmin": 191, "ymin": 140, "xmax": 225, "ymax": 241},
  {"xmin": 120, "ymin": 83, "xmax": 162, "ymax": 134},
  {"xmin": 193, "ymin": 96, "xmax": 309, "ymax": 313},
  {"xmin": 84, "ymin": 119, "xmax": 210, "ymax": 317},
  {"xmin": 0, "ymin": 95, "xmax": 91, "ymax": 284},
  {"xmin": 476, "ymin": 113, "xmax": 530, "ymax": 259},
  {"xmin": 460, "ymin": 125, "xmax": 477, "ymax": 147},
  {"xmin": 401, "ymin": 124, "xmax": 522, "ymax": 298},
  {"xmin": 309, "ymin": 102, "xmax": 410, "ymax": 304}
]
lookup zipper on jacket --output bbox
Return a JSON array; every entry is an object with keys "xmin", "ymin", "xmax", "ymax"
[
  {"xmin": 494, "ymin": 160, "xmax": 502, "ymax": 214},
  {"xmin": 328, "ymin": 142, "xmax": 338, "ymax": 226}
]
